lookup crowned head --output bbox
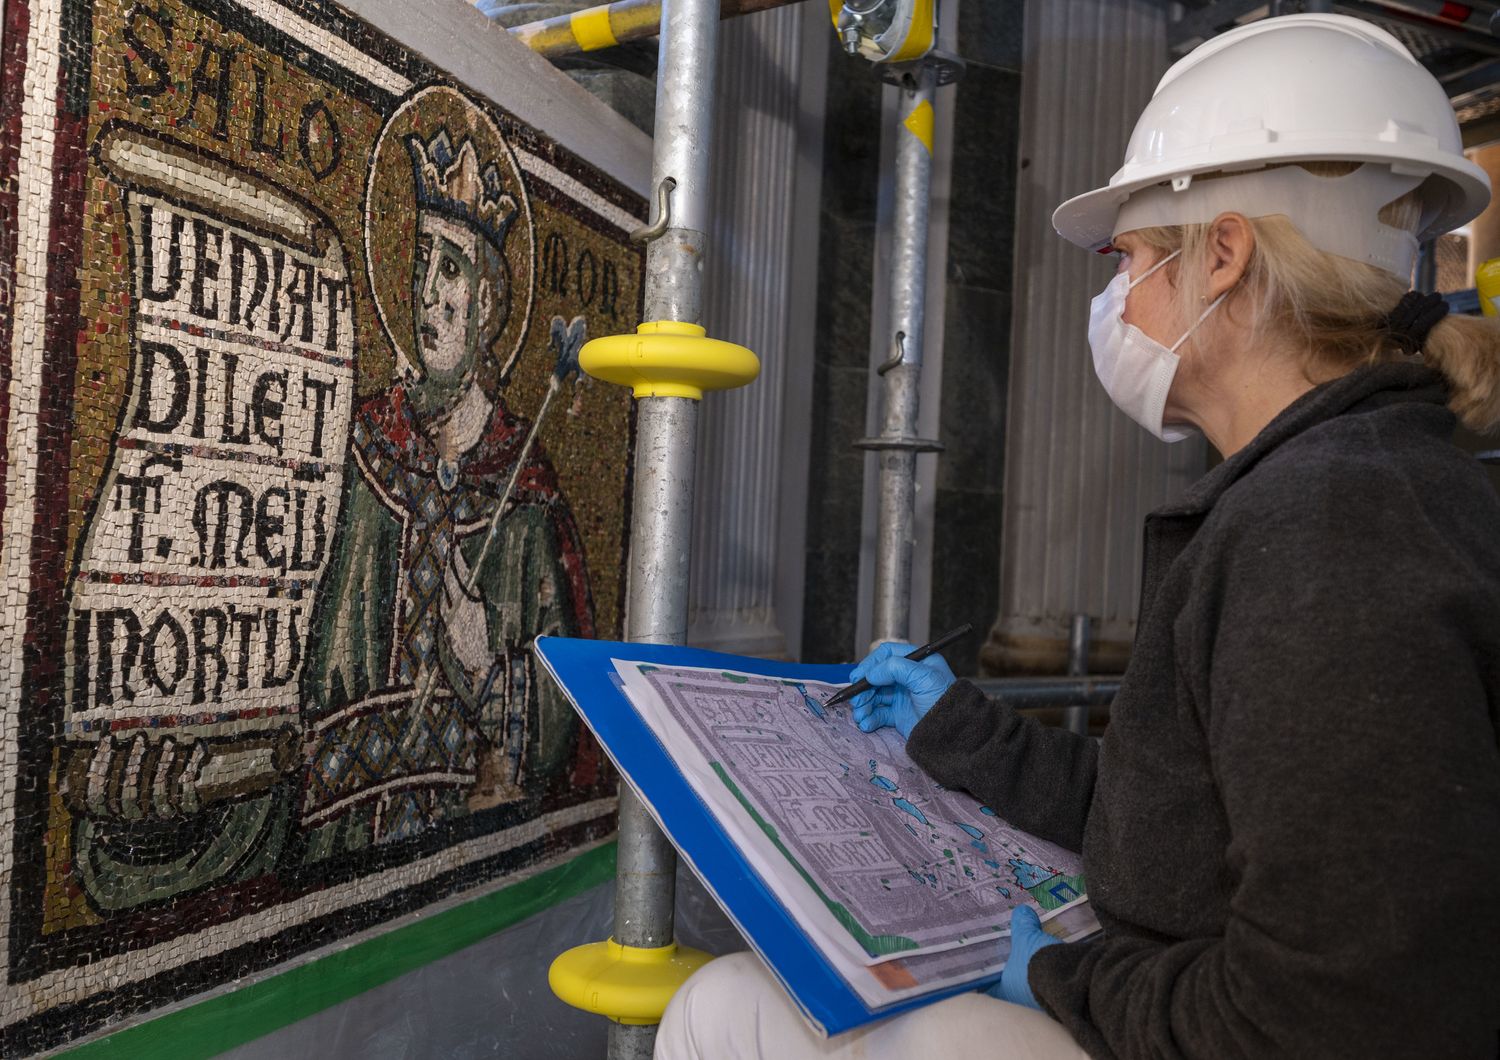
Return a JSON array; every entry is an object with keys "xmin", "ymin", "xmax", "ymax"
[
  {"xmin": 405, "ymin": 128, "xmax": 519, "ymax": 257},
  {"xmin": 403, "ymin": 127, "xmax": 519, "ymax": 427}
]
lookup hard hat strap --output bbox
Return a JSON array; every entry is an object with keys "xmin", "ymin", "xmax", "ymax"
[{"xmin": 1114, "ymin": 162, "xmax": 1424, "ymax": 280}]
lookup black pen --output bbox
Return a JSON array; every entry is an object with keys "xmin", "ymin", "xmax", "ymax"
[{"xmin": 824, "ymin": 623, "xmax": 974, "ymax": 710}]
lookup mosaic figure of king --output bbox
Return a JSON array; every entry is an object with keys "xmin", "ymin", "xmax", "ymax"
[{"xmin": 300, "ymin": 129, "xmax": 595, "ymax": 857}]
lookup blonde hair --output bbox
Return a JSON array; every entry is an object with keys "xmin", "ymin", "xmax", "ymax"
[{"xmin": 1127, "ymin": 163, "xmax": 1500, "ymax": 432}]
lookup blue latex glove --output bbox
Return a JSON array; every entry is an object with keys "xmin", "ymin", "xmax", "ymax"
[
  {"xmin": 847, "ymin": 641, "xmax": 956, "ymax": 740},
  {"xmin": 985, "ymin": 906, "xmax": 1060, "ymax": 1010}
]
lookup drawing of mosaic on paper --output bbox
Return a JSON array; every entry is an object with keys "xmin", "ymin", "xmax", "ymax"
[
  {"xmin": 613, "ymin": 663, "xmax": 1087, "ymax": 981},
  {"xmin": 0, "ymin": 0, "xmax": 642, "ymax": 1047}
]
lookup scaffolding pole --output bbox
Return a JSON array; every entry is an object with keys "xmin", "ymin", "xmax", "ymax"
[
  {"xmin": 509, "ymin": 0, "xmax": 799, "ymax": 58},
  {"xmin": 612, "ymin": 5, "xmax": 714, "ymax": 1053},
  {"xmin": 857, "ymin": 62, "xmax": 944, "ymax": 645},
  {"xmin": 549, "ymin": 0, "xmax": 759, "ymax": 1055},
  {"xmin": 968, "ymin": 674, "xmax": 1122, "ymax": 710},
  {"xmin": 1063, "ymin": 614, "xmax": 1092, "ymax": 735}
]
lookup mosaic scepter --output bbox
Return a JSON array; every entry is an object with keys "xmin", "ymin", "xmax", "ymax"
[{"xmin": 410, "ymin": 315, "xmax": 589, "ymax": 773}]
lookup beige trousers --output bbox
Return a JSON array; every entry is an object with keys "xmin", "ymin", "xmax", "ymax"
[{"xmin": 654, "ymin": 952, "xmax": 1090, "ymax": 1060}]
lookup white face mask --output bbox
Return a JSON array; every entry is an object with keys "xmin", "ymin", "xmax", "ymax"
[{"xmin": 1086, "ymin": 249, "xmax": 1224, "ymax": 442}]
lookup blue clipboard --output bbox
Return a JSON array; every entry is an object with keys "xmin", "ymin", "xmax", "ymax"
[{"xmin": 533, "ymin": 635, "xmax": 1003, "ymax": 1037}]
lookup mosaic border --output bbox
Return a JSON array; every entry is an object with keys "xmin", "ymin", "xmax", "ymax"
[{"xmin": 0, "ymin": 0, "xmax": 647, "ymax": 1045}]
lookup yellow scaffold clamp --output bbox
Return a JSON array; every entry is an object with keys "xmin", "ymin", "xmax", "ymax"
[
  {"xmin": 579, "ymin": 320, "xmax": 759, "ymax": 400},
  {"xmin": 549, "ymin": 938, "xmax": 714, "ymax": 1025},
  {"xmin": 829, "ymin": 0, "xmax": 935, "ymax": 64},
  {"xmin": 828, "ymin": 0, "xmax": 964, "ymax": 88}
]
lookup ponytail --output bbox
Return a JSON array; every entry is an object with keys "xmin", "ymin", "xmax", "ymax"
[{"xmin": 1419, "ymin": 313, "xmax": 1500, "ymax": 433}]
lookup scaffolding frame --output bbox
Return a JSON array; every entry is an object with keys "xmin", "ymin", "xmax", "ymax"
[{"xmin": 531, "ymin": 4, "xmax": 990, "ymax": 1055}]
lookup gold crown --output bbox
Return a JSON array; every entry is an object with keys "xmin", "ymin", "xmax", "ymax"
[{"xmin": 405, "ymin": 128, "xmax": 519, "ymax": 251}]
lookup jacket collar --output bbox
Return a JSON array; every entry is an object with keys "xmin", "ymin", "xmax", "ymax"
[{"xmin": 1151, "ymin": 362, "xmax": 1450, "ymax": 518}]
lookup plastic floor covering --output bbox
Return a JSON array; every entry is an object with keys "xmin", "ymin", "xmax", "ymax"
[{"xmin": 221, "ymin": 863, "xmax": 747, "ymax": 1060}]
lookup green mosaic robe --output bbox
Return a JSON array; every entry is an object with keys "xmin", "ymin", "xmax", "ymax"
[{"xmin": 299, "ymin": 386, "xmax": 596, "ymax": 858}]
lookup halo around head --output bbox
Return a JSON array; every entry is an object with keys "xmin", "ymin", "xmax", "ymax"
[{"xmin": 364, "ymin": 84, "xmax": 536, "ymax": 385}]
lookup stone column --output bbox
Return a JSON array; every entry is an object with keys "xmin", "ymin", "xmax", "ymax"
[
  {"xmin": 984, "ymin": 0, "xmax": 1206, "ymax": 676},
  {"xmin": 688, "ymin": 4, "xmax": 826, "ymax": 656}
]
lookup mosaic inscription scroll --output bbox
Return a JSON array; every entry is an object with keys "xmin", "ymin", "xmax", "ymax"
[
  {"xmin": 65, "ymin": 138, "xmax": 353, "ymax": 897},
  {"xmin": 0, "ymin": 0, "xmax": 642, "ymax": 1048}
]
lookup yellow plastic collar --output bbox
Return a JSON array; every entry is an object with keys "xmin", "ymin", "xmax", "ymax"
[
  {"xmin": 549, "ymin": 938, "xmax": 714, "ymax": 1025},
  {"xmin": 578, "ymin": 320, "xmax": 759, "ymax": 400}
]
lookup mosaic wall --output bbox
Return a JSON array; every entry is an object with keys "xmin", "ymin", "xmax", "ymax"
[{"xmin": 0, "ymin": 0, "xmax": 642, "ymax": 1048}]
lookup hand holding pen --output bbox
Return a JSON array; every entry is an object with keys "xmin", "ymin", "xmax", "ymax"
[{"xmin": 834, "ymin": 624, "xmax": 972, "ymax": 740}]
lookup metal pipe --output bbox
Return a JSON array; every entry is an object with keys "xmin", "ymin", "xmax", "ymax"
[
  {"xmin": 869, "ymin": 65, "xmax": 937, "ymax": 646},
  {"xmin": 1063, "ymin": 614, "xmax": 1092, "ymax": 736},
  {"xmin": 1415, "ymin": 238, "xmax": 1438, "ymax": 295},
  {"xmin": 1360, "ymin": 0, "xmax": 1500, "ymax": 21},
  {"xmin": 607, "ymin": 0, "xmax": 720, "ymax": 1055},
  {"xmin": 611, "ymin": 398, "xmax": 698, "ymax": 969},
  {"xmin": 969, "ymin": 675, "xmax": 1123, "ymax": 711},
  {"xmin": 1334, "ymin": 2, "xmax": 1500, "ymax": 60},
  {"xmin": 885, "ymin": 69, "xmax": 935, "ymax": 372},
  {"xmin": 510, "ymin": 0, "xmax": 800, "ymax": 59}
]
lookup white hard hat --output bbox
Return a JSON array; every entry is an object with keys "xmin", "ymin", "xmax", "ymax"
[{"xmin": 1052, "ymin": 14, "xmax": 1490, "ymax": 277}]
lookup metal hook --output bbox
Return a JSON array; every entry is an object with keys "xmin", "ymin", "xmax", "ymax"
[
  {"xmin": 630, "ymin": 177, "xmax": 677, "ymax": 244},
  {"xmin": 876, "ymin": 331, "xmax": 906, "ymax": 375}
]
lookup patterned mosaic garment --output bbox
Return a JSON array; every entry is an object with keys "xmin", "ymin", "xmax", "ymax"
[{"xmin": 300, "ymin": 387, "xmax": 594, "ymax": 847}]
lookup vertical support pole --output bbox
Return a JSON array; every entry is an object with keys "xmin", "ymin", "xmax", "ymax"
[
  {"xmin": 1064, "ymin": 613, "xmax": 1092, "ymax": 736},
  {"xmin": 610, "ymin": 1, "xmax": 718, "ymax": 1056},
  {"xmin": 1415, "ymin": 238, "xmax": 1438, "ymax": 295},
  {"xmin": 550, "ymin": 0, "xmax": 753, "ymax": 1044},
  {"xmin": 868, "ymin": 65, "xmax": 937, "ymax": 646}
]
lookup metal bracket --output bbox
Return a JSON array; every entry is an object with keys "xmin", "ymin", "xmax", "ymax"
[
  {"xmin": 877, "ymin": 48, "xmax": 965, "ymax": 88},
  {"xmin": 630, "ymin": 176, "xmax": 677, "ymax": 244},
  {"xmin": 854, "ymin": 434, "xmax": 944, "ymax": 452},
  {"xmin": 875, "ymin": 331, "xmax": 906, "ymax": 375}
]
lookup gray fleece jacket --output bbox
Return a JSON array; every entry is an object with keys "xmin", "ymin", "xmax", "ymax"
[{"xmin": 907, "ymin": 363, "xmax": 1500, "ymax": 1059}]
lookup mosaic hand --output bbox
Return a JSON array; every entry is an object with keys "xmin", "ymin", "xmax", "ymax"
[
  {"xmin": 441, "ymin": 545, "xmax": 494, "ymax": 678},
  {"xmin": 550, "ymin": 314, "xmax": 587, "ymax": 382}
]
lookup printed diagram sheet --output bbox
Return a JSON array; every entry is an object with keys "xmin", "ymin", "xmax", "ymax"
[
  {"xmin": 845, "ymin": 895, "xmax": 1101, "ymax": 1007},
  {"xmin": 614, "ymin": 661, "xmax": 1086, "ymax": 971}
]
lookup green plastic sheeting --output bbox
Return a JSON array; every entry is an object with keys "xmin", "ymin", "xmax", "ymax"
[{"xmin": 62, "ymin": 842, "xmax": 618, "ymax": 1060}]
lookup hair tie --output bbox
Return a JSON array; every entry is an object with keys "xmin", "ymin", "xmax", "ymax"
[{"xmin": 1381, "ymin": 290, "xmax": 1449, "ymax": 354}]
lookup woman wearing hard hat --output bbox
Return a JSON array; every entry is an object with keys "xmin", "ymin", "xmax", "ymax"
[{"xmin": 656, "ymin": 14, "xmax": 1500, "ymax": 1060}]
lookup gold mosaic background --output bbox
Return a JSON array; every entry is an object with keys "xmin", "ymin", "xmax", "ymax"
[{"xmin": 38, "ymin": 0, "xmax": 639, "ymax": 945}]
